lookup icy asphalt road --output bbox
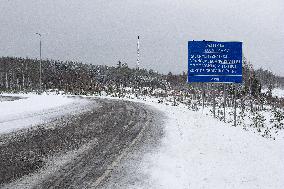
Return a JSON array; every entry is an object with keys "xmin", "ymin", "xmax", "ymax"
[{"xmin": 0, "ymin": 97, "xmax": 163, "ymax": 189}]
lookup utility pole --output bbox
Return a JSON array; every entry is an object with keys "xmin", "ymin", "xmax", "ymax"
[
  {"xmin": 134, "ymin": 35, "xmax": 140, "ymax": 98},
  {"xmin": 35, "ymin": 33, "xmax": 42, "ymax": 92},
  {"xmin": 137, "ymin": 35, "xmax": 140, "ymax": 69}
]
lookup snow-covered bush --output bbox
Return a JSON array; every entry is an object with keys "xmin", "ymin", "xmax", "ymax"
[
  {"xmin": 250, "ymin": 111, "xmax": 266, "ymax": 132},
  {"xmin": 270, "ymin": 108, "xmax": 284, "ymax": 130}
]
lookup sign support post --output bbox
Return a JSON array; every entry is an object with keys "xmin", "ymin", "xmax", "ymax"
[
  {"xmin": 213, "ymin": 88, "xmax": 216, "ymax": 118},
  {"xmin": 202, "ymin": 83, "xmax": 205, "ymax": 112},
  {"xmin": 223, "ymin": 84, "xmax": 226, "ymax": 122},
  {"xmin": 234, "ymin": 84, "xmax": 237, "ymax": 127}
]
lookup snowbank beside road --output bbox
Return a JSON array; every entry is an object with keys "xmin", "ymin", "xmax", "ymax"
[
  {"xmin": 141, "ymin": 103, "xmax": 284, "ymax": 189},
  {"xmin": 0, "ymin": 94, "xmax": 88, "ymax": 134}
]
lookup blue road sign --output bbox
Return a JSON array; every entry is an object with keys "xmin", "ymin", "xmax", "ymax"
[{"xmin": 188, "ymin": 41, "xmax": 242, "ymax": 83}]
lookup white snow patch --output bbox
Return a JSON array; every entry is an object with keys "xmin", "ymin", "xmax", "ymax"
[
  {"xmin": 262, "ymin": 88, "xmax": 284, "ymax": 98},
  {"xmin": 271, "ymin": 88, "xmax": 284, "ymax": 98},
  {"xmin": 0, "ymin": 94, "xmax": 89, "ymax": 133}
]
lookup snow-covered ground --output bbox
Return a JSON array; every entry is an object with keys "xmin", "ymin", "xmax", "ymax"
[
  {"xmin": 142, "ymin": 102, "xmax": 283, "ymax": 189},
  {"xmin": 0, "ymin": 93, "xmax": 89, "ymax": 133},
  {"xmin": 262, "ymin": 87, "xmax": 284, "ymax": 98},
  {"xmin": 100, "ymin": 95, "xmax": 284, "ymax": 189},
  {"xmin": 270, "ymin": 88, "xmax": 284, "ymax": 98}
]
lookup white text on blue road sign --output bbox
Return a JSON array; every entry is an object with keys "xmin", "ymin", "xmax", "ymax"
[{"xmin": 188, "ymin": 41, "xmax": 242, "ymax": 83}]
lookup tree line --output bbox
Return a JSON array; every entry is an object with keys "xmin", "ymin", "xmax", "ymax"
[
  {"xmin": 0, "ymin": 57, "xmax": 168, "ymax": 94},
  {"xmin": 0, "ymin": 56, "xmax": 283, "ymax": 99}
]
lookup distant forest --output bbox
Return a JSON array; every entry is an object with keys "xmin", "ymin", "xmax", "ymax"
[{"xmin": 0, "ymin": 56, "xmax": 283, "ymax": 98}]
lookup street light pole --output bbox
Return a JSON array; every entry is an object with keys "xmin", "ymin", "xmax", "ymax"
[{"xmin": 35, "ymin": 33, "xmax": 42, "ymax": 92}]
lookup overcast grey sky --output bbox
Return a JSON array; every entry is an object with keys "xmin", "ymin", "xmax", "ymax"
[{"xmin": 0, "ymin": 0, "xmax": 283, "ymax": 75}]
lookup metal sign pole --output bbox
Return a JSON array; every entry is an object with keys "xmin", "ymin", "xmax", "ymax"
[
  {"xmin": 234, "ymin": 84, "xmax": 237, "ymax": 126},
  {"xmin": 223, "ymin": 83, "xmax": 226, "ymax": 122},
  {"xmin": 202, "ymin": 83, "xmax": 205, "ymax": 112},
  {"xmin": 213, "ymin": 88, "xmax": 216, "ymax": 118}
]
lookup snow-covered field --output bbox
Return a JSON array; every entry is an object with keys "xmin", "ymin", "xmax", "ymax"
[{"xmin": 0, "ymin": 93, "xmax": 89, "ymax": 133}]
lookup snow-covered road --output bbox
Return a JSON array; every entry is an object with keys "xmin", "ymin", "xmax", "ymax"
[{"xmin": 0, "ymin": 95, "xmax": 161, "ymax": 188}]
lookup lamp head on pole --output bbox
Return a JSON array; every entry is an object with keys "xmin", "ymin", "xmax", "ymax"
[{"xmin": 35, "ymin": 33, "xmax": 41, "ymax": 37}]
